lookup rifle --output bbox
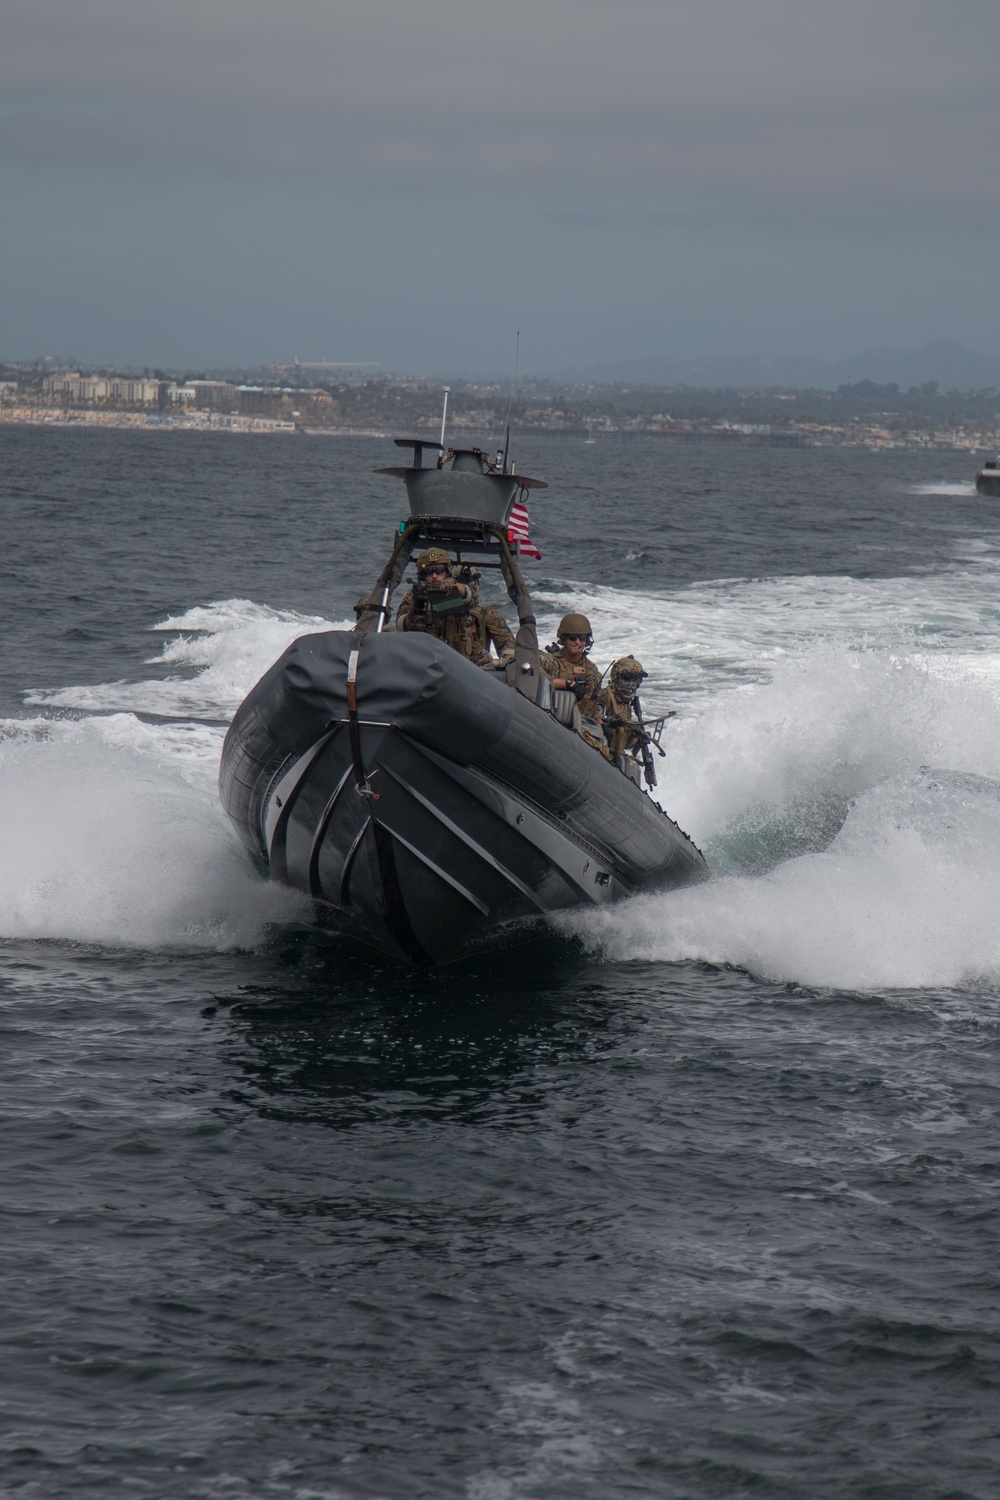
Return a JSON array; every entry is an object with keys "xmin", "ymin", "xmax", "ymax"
[
  {"xmin": 410, "ymin": 576, "xmax": 469, "ymax": 619},
  {"xmin": 608, "ymin": 693, "xmax": 676, "ymax": 789}
]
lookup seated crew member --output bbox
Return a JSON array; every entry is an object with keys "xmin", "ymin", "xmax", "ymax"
[
  {"xmin": 396, "ymin": 547, "xmax": 480, "ymax": 659},
  {"xmin": 463, "ymin": 603, "xmax": 516, "ymax": 670},
  {"xmin": 598, "ymin": 656, "xmax": 648, "ymax": 761},
  {"xmin": 541, "ymin": 612, "xmax": 602, "ymax": 711},
  {"xmin": 540, "ymin": 612, "xmax": 611, "ymax": 759}
]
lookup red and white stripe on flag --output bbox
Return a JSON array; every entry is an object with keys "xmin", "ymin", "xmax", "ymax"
[{"xmin": 507, "ymin": 500, "xmax": 542, "ymax": 559}]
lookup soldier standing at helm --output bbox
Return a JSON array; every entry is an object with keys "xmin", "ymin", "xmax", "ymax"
[
  {"xmin": 540, "ymin": 612, "xmax": 611, "ymax": 759},
  {"xmin": 598, "ymin": 656, "xmax": 648, "ymax": 761},
  {"xmin": 396, "ymin": 547, "xmax": 515, "ymax": 669}
]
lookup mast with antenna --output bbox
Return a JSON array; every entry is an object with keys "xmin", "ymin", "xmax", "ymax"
[
  {"xmin": 501, "ymin": 331, "xmax": 519, "ymax": 474},
  {"xmin": 439, "ymin": 386, "xmax": 450, "ymax": 448}
]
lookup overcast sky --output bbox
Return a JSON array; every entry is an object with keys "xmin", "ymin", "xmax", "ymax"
[{"xmin": 2, "ymin": 0, "xmax": 998, "ymax": 373}]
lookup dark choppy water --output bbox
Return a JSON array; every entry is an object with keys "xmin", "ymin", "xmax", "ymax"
[{"xmin": 2, "ymin": 428, "xmax": 999, "ymax": 1497}]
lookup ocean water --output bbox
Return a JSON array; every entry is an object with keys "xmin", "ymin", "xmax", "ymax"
[{"xmin": 2, "ymin": 428, "xmax": 999, "ymax": 1498}]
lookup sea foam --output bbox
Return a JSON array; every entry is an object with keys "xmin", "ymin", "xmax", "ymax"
[
  {"xmin": 8, "ymin": 582, "xmax": 1000, "ymax": 986},
  {"xmin": 558, "ymin": 769, "xmax": 1000, "ymax": 991}
]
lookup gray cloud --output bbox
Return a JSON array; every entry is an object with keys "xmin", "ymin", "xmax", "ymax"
[
  {"xmin": 2, "ymin": 0, "xmax": 999, "ymax": 226},
  {"xmin": 4, "ymin": 0, "xmax": 1000, "ymax": 370}
]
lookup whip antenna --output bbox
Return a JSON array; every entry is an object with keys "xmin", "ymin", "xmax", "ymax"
[
  {"xmin": 439, "ymin": 386, "xmax": 450, "ymax": 448},
  {"xmin": 501, "ymin": 331, "xmax": 519, "ymax": 474}
]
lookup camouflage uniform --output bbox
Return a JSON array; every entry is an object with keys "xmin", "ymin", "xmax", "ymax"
[
  {"xmin": 540, "ymin": 647, "xmax": 603, "ymax": 717},
  {"xmin": 395, "ymin": 546, "xmax": 481, "ymax": 658},
  {"xmin": 465, "ymin": 605, "xmax": 516, "ymax": 669},
  {"xmin": 396, "ymin": 585, "xmax": 478, "ymax": 655},
  {"xmin": 598, "ymin": 657, "xmax": 648, "ymax": 762},
  {"xmin": 598, "ymin": 683, "xmax": 642, "ymax": 760},
  {"xmin": 540, "ymin": 647, "xmax": 610, "ymax": 759}
]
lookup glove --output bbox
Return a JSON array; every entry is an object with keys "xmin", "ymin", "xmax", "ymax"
[{"xmin": 569, "ymin": 678, "xmax": 589, "ymax": 700}]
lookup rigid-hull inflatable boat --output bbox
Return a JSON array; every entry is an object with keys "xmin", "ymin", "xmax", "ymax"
[{"xmin": 219, "ymin": 439, "xmax": 707, "ymax": 964}]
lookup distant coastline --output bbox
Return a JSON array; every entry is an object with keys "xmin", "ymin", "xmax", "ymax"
[
  {"xmin": 3, "ymin": 362, "xmax": 1000, "ymax": 451},
  {"xmin": 0, "ymin": 405, "xmax": 994, "ymax": 452},
  {"xmin": 0, "ymin": 406, "xmax": 297, "ymax": 435}
]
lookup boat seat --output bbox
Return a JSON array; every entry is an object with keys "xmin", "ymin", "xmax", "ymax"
[{"xmin": 550, "ymin": 689, "xmax": 583, "ymax": 731}]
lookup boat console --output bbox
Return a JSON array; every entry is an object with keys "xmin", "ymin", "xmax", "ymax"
[{"xmin": 375, "ymin": 440, "xmax": 547, "ymax": 550}]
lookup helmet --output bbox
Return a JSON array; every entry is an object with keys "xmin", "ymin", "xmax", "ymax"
[
  {"xmin": 417, "ymin": 546, "xmax": 452, "ymax": 572},
  {"xmin": 610, "ymin": 655, "xmax": 645, "ymax": 683},
  {"xmin": 610, "ymin": 655, "xmax": 646, "ymax": 703},
  {"xmin": 557, "ymin": 612, "xmax": 592, "ymax": 639}
]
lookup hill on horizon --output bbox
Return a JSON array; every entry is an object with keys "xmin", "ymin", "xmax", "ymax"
[{"xmin": 541, "ymin": 340, "xmax": 1000, "ymax": 393}]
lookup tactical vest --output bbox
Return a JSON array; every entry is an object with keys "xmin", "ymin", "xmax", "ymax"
[
  {"xmin": 396, "ymin": 586, "xmax": 478, "ymax": 658},
  {"xmin": 540, "ymin": 650, "xmax": 603, "ymax": 719}
]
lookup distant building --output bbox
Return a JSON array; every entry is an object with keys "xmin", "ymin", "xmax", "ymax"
[
  {"xmin": 44, "ymin": 374, "xmax": 105, "ymax": 403},
  {"xmin": 43, "ymin": 374, "xmax": 160, "ymax": 406},
  {"xmin": 187, "ymin": 381, "xmax": 238, "ymax": 409},
  {"xmin": 109, "ymin": 377, "xmax": 160, "ymax": 405}
]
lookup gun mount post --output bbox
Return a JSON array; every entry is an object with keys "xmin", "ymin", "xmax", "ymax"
[
  {"xmin": 485, "ymin": 522, "xmax": 540, "ymax": 699},
  {"xmin": 354, "ymin": 521, "xmax": 421, "ymax": 636}
]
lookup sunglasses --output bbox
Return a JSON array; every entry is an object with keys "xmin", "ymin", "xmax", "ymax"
[
  {"xmin": 562, "ymin": 634, "xmax": 589, "ymax": 643},
  {"xmin": 420, "ymin": 565, "xmax": 449, "ymax": 577}
]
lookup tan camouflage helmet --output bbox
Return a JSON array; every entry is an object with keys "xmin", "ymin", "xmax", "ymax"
[
  {"xmin": 610, "ymin": 655, "xmax": 646, "ymax": 684},
  {"xmin": 416, "ymin": 546, "xmax": 452, "ymax": 571},
  {"xmin": 557, "ymin": 612, "xmax": 593, "ymax": 639}
]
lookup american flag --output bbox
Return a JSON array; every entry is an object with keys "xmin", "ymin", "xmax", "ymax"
[{"xmin": 507, "ymin": 499, "xmax": 542, "ymax": 559}]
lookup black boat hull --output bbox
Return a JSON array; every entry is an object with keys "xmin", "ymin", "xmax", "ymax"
[{"xmin": 220, "ymin": 631, "xmax": 708, "ymax": 964}]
